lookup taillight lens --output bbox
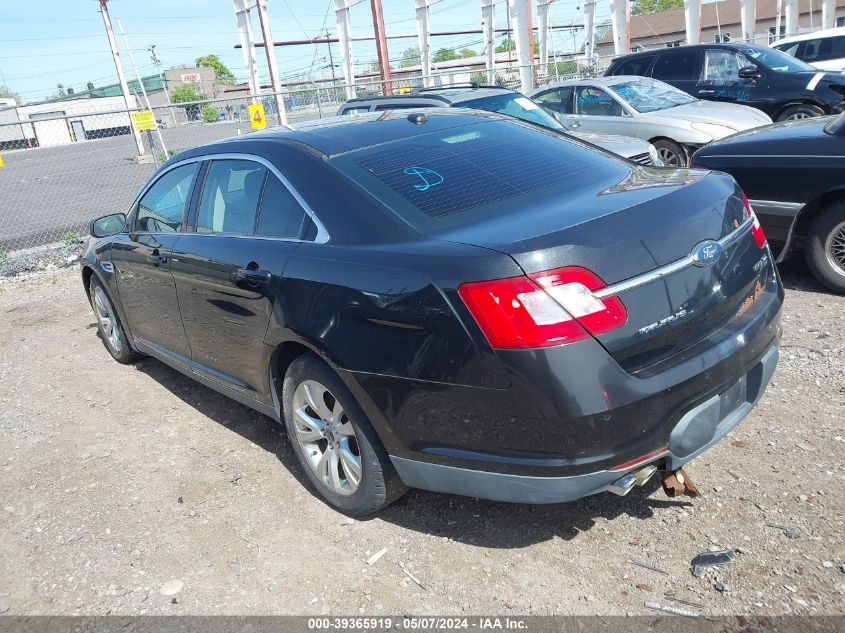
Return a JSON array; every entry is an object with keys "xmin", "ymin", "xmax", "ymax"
[
  {"xmin": 458, "ymin": 266, "xmax": 628, "ymax": 350},
  {"xmin": 743, "ymin": 193, "xmax": 767, "ymax": 248}
]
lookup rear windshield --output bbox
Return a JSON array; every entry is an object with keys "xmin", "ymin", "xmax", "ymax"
[
  {"xmin": 452, "ymin": 93, "xmax": 565, "ymax": 131},
  {"xmin": 329, "ymin": 119, "xmax": 624, "ymax": 232}
]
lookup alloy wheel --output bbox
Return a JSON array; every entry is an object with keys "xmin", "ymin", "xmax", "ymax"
[
  {"xmin": 656, "ymin": 147, "xmax": 682, "ymax": 166},
  {"xmin": 825, "ymin": 220, "xmax": 845, "ymax": 278},
  {"xmin": 291, "ymin": 380, "xmax": 362, "ymax": 496},
  {"xmin": 93, "ymin": 285, "xmax": 122, "ymax": 353},
  {"xmin": 786, "ymin": 112, "xmax": 812, "ymax": 120}
]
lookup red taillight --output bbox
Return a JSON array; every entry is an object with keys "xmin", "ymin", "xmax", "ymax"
[
  {"xmin": 743, "ymin": 193, "xmax": 767, "ymax": 249},
  {"xmin": 458, "ymin": 266, "xmax": 628, "ymax": 350}
]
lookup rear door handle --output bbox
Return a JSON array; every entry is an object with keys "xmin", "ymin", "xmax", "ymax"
[
  {"xmin": 698, "ymin": 90, "xmax": 715, "ymax": 95},
  {"xmin": 234, "ymin": 267, "xmax": 272, "ymax": 286},
  {"xmin": 147, "ymin": 252, "xmax": 167, "ymax": 266}
]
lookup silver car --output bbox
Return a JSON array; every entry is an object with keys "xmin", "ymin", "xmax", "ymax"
[{"xmin": 530, "ymin": 76, "xmax": 772, "ymax": 166}]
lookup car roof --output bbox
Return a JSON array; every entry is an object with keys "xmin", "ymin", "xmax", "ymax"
[
  {"xmin": 195, "ymin": 108, "xmax": 509, "ymax": 158},
  {"xmin": 343, "ymin": 86, "xmax": 518, "ymax": 107},
  {"xmin": 772, "ymin": 26, "xmax": 845, "ymax": 45},
  {"xmin": 611, "ymin": 42, "xmax": 769, "ymax": 61},
  {"xmin": 536, "ymin": 75, "xmax": 653, "ymax": 90}
]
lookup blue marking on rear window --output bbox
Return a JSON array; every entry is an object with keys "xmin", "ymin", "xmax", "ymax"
[{"xmin": 403, "ymin": 166, "xmax": 444, "ymax": 192}]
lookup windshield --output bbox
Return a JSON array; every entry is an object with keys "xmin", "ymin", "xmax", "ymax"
[
  {"xmin": 608, "ymin": 79, "xmax": 697, "ymax": 113},
  {"xmin": 744, "ymin": 47, "xmax": 815, "ymax": 72},
  {"xmin": 454, "ymin": 93, "xmax": 565, "ymax": 131}
]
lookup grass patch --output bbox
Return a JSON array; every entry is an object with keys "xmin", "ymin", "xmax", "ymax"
[{"xmin": 61, "ymin": 232, "xmax": 78, "ymax": 247}]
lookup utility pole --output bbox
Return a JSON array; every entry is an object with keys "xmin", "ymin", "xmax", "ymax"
[
  {"xmin": 98, "ymin": 0, "xmax": 144, "ymax": 157},
  {"xmin": 233, "ymin": 0, "xmax": 262, "ymax": 103},
  {"xmin": 255, "ymin": 0, "xmax": 288, "ymax": 125},
  {"xmin": 149, "ymin": 45, "xmax": 178, "ymax": 127},
  {"xmin": 117, "ymin": 19, "xmax": 168, "ymax": 159},
  {"xmin": 370, "ymin": 0, "xmax": 393, "ymax": 95},
  {"xmin": 325, "ymin": 28, "xmax": 337, "ymax": 85}
]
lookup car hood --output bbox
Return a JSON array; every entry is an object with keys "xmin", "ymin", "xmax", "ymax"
[
  {"xmin": 650, "ymin": 100, "xmax": 772, "ymax": 130},
  {"xmin": 568, "ymin": 130, "xmax": 652, "ymax": 157},
  {"xmin": 693, "ymin": 115, "xmax": 833, "ymax": 156}
]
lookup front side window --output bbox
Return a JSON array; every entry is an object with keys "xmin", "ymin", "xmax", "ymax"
[
  {"xmin": 773, "ymin": 40, "xmax": 802, "ymax": 58},
  {"xmin": 196, "ymin": 160, "xmax": 266, "ymax": 235},
  {"xmin": 652, "ymin": 50, "xmax": 698, "ymax": 80},
  {"xmin": 255, "ymin": 175, "xmax": 308, "ymax": 239},
  {"xmin": 532, "ymin": 87, "xmax": 574, "ymax": 115},
  {"xmin": 803, "ymin": 36, "xmax": 845, "ymax": 63},
  {"xmin": 575, "ymin": 87, "xmax": 624, "ymax": 116},
  {"xmin": 701, "ymin": 49, "xmax": 744, "ymax": 84},
  {"xmin": 135, "ymin": 163, "xmax": 198, "ymax": 233}
]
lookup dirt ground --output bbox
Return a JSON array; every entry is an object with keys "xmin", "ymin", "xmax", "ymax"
[{"xmin": 0, "ymin": 260, "xmax": 843, "ymax": 617}]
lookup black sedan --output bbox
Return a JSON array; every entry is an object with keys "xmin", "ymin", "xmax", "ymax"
[
  {"xmin": 692, "ymin": 112, "xmax": 845, "ymax": 293},
  {"xmin": 82, "ymin": 110, "xmax": 782, "ymax": 515}
]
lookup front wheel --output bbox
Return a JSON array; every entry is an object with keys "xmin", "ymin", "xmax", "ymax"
[
  {"xmin": 282, "ymin": 354, "xmax": 407, "ymax": 515},
  {"xmin": 805, "ymin": 202, "xmax": 845, "ymax": 294},
  {"xmin": 777, "ymin": 104, "xmax": 824, "ymax": 121},
  {"xmin": 652, "ymin": 139, "xmax": 687, "ymax": 167}
]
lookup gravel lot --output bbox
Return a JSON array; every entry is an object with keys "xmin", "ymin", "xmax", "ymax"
[{"xmin": 0, "ymin": 259, "xmax": 842, "ymax": 617}]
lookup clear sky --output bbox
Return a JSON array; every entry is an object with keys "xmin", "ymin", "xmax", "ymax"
[{"xmin": 0, "ymin": 0, "xmax": 608, "ymax": 104}]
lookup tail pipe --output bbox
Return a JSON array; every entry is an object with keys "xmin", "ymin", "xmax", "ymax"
[{"xmin": 608, "ymin": 464, "xmax": 658, "ymax": 496}]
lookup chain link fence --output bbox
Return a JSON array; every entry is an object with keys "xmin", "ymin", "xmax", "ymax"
[{"xmin": 0, "ymin": 57, "xmax": 607, "ymax": 254}]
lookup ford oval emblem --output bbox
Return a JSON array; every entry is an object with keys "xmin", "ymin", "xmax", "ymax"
[{"xmin": 691, "ymin": 240, "xmax": 722, "ymax": 267}]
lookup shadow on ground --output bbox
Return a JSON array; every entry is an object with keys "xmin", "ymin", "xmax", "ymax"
[{"xmin": 126, "ymin": 352, "xmax": 694, "ymax": 550}]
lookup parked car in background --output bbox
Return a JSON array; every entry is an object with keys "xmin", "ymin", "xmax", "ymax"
[
  {"xmin": 338, "ymin": 85, "xmax": 662, "ymax": 165},
  {"xmin": 530, "ymin": 76, "xmax": 771, "ymax": 166},
  {"xmin": 772, "ymin": 27, "xmax": 845, "ymax": 72},
  {"xmin": 605, "ymin": 43, "xmax": 845, "ymax": 121},
  {"xmin": 692, "ymin": 112, "xmax": 845, "ymax": 293},
  {"xmin": 82, "ymin": 110, "xmax": 782, "ymax": 515}
]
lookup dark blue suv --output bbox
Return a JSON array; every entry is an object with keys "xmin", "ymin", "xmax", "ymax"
[{"xmin": 605, "ymin": 43, "xmax": 845, "ymax": 121}]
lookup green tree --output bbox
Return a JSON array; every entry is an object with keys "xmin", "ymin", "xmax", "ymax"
[
  {"xmin": 170, "ymin": 84, "xmax": 202, "ymax": 104},
  {"xmin": 201, "ymin": 105, "xmax": 220, "ymax": 123},
  {"xmin": 459, "ymin": 48, "xmax": 477, "ymax": 58},
  {"xmin": 0, "ymin": 84, "xmax": 21, "ymax": 103},
  {"xmin": 632, "ymin": 0, "xmax": 683, "ymax": 15},
  {"xmin": 495, "ymin": 38, "xmax": 515, "ymax": 53},
  {"xmin": 195, "ymin": 54, "xmax": 235, "ymax": 84},
  {"xmin": 432, "ymin": 48, "xmax": 458, "ymax": 63},
  {"xmin": 400, "ymin": 47, "xmax": 421, "ymax": 68}
]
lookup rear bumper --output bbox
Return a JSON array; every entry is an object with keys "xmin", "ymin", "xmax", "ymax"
[{"xmin": 389, "ymin": 345, "xmax": 778, "ymax": 503}]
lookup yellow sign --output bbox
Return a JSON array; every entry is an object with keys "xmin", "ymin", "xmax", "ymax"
[
  {"xmin": 248, "ymin": 103, "xmax": 266, "ymax": 129},
  {"xmin": 130, "ymin": 110, "xmax": 157, "ymax": 131},
  {"xmin": 398, "ymin": 86, "xmax": 412, "ymax": 95},
  {"xmin": 0, "ymin": 154, "xmax": 4, "ymax": 169}
]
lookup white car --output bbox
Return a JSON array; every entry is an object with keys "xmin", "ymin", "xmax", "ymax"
[
  {"xmin": 771, "ymin": 27, "xmax": 845, "ymax": 72},
  {"xmin": 530, "ymin": 76, "xmax": 772, "ymax": 166}
]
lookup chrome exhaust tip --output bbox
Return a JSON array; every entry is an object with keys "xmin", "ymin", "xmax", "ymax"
[
  {"xmin": 609, "ymin": 465, "xmax": 659, "ymax": 496},
  {"xmin": 608, "ymin": 473, "xmax": 638, "ymax": 496}
]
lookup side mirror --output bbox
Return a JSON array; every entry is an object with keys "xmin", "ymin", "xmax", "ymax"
[
  {"xmin": 90, "ymin": 213, "xmax": 126, "ymax": 238},
  {"xmin": 738, "ymin": 65, "xmax": 761, "ymax": 79}
]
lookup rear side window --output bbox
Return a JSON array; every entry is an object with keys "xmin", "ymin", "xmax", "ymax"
[
  {"xmin": 804, "ymin": 35, "xmax": 845, "ymax": 62},
  {"xmin": 135, "ymin": 163, "xmax": 198, "ymax": 233},
  {"xmin": 341, "ymin": 106, "xmax": 372, "ymax": 115},
  {"xmin": 196, "ymin": 160, "xmax": 266, "ymax": 235},
  {"xmin": 612, "ymin": 55, "xmax": 656, "ymax": 76},
  {"xmin": 255, "ymin": 175, "xmax": 308, "ymax": 239},
  {"xmin": 533, "ymin": 87, "xmax": 574, "ymax": 114},
  {"xmin": 374, "ymin": 103, "xmax": 430, "ymax": 111},
  {"xmin": 329, "ymin": 120, "xmax": 623, "ymax": 230},
  {"xmin": 652, "ymin": 50, "xmax": 699, "ymax": 80}
]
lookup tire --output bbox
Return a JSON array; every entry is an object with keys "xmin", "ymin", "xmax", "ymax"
[
  {"xmin": 282, "ymin": 354, "xmax": 407, "ymax": 515},
  {"xmin": 88, "ymin": 276, "xmax": 142, "ymax": 364},
  {"xmin": 777, "ymin": 104, "xmax": 824, "ymax": 122},
  {"xmin": 805, "ymin": 201, "xmax": 845, "ymax": 294},
  {"xmin": 652, "ymin": 139, "xmax": 687, "ymax": 167}
]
